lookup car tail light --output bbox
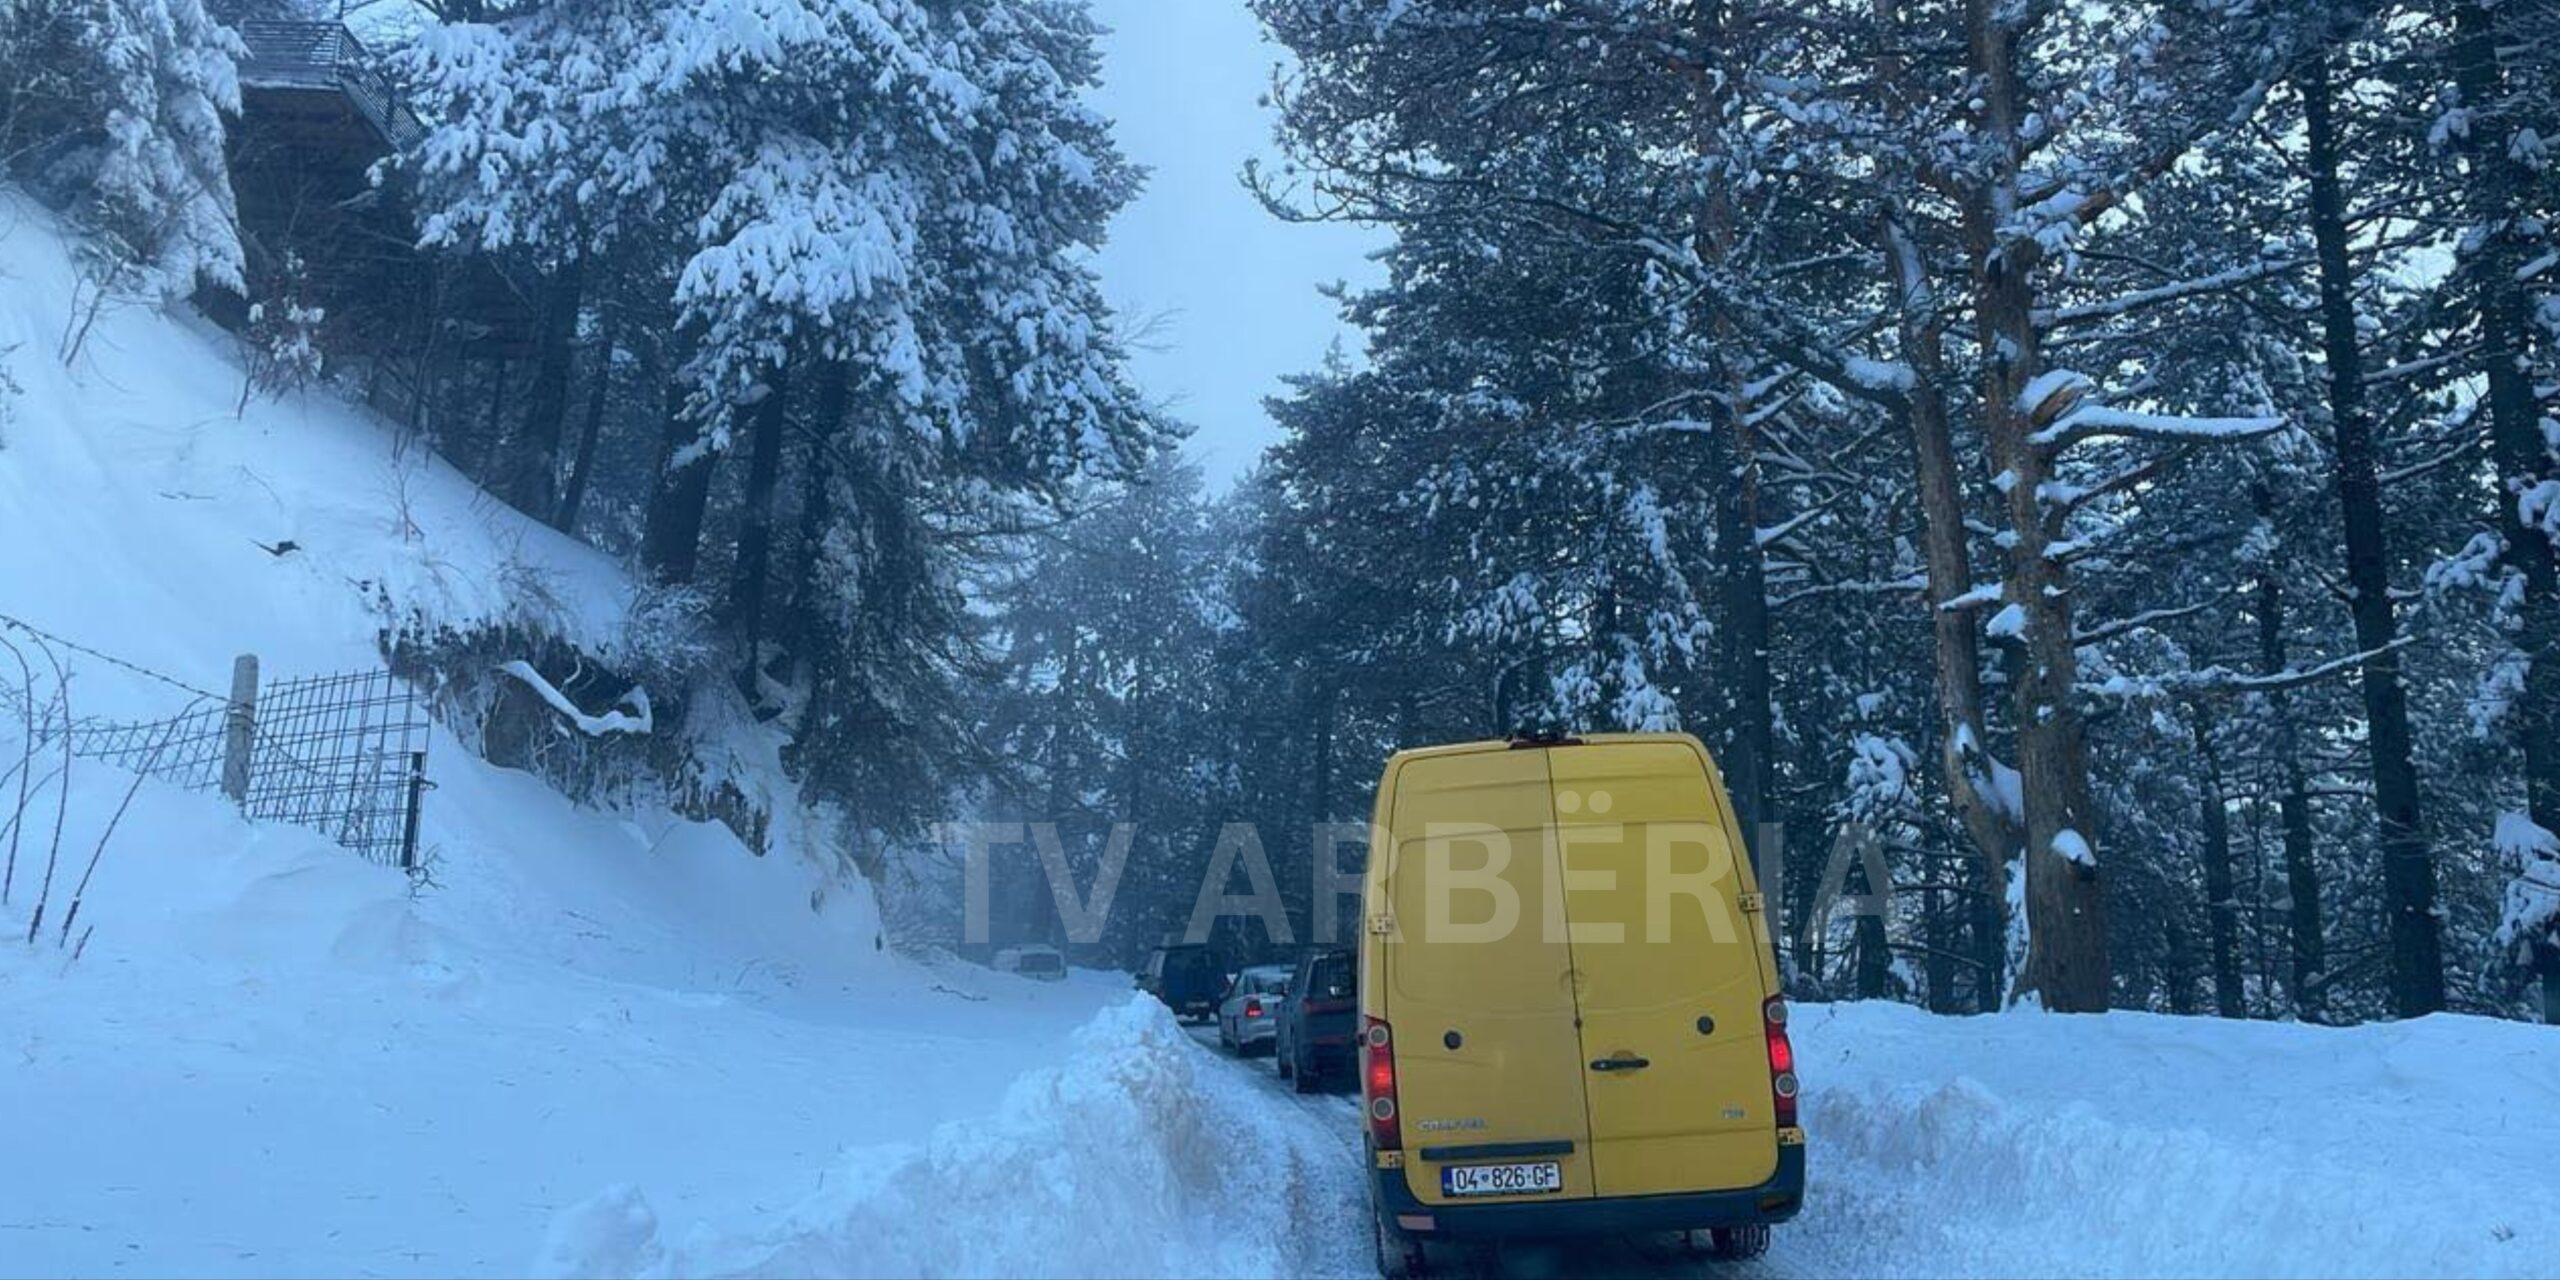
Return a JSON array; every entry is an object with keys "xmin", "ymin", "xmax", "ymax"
[
  {"xmin": 1765, "ymin": 996, "xmax": 1798, "ymax": 1129},
  {"xmin": 1245, "ymin": 997, "xmax": 1263, "ymax": 1018},
  {"xmin": 1363, "ymin": 1016, "xmax": 1401, "ymax": 1150}
]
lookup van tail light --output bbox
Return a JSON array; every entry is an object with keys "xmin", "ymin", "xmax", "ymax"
[
  {"xmin": 1245, "ymin": 997, "xmax": 1263, "ymax": 1018},
  {"xmin": 1764, "ymin": 996, "xmax": 1798, "ymax": 1129},
  {"xmin": 1362, "ymin": 1016, "xmax": 1401, "ymax": 1150}
]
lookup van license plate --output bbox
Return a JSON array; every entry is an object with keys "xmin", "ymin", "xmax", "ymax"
[{"xmin": 1442, "ymin": 1161, "xmax": 1563, "ymax": 1197}]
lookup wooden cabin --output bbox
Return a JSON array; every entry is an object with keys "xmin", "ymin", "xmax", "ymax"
[{"xmin": 214, "ymin": 21, "xmax": 535, "ymax": 370}]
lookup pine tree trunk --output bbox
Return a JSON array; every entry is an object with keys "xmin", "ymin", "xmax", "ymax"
[
  {"xmin": 641, "ymin": 387, "xmax": 721, "ymax": 585},
  {"xmin": 555, "ymin": 307, "xmax": 616, "ymax": 535},
  {"xmin": 2251, "ymin": 483, "xmax": 2326, "ymax": 1009},
  {"xmin": 1923, "ymin": 871, "xmax": 1954, "ymax": 1012},
  {"xmin": 727, "ymin": 365, "xmax": 795, "ymax": 680},
  {"xmin": 2192, "ymin": 708, "xmax": 2244, "ymax": 1017},
  {"xmin": 1689, "ymin": 5, "xmax": 1779, "ymax": 884},
  {"xmin": 1709, "ymin": 372, "xmax": 1778, "ymax": 881},
  {"xmin": 2451, "ymin": 3, "xmax": 2560, "ymax": 1003},
  {"xmin": 2301, "ymin": 49, "xmax": 2444, "ymax": 1017},
  {"xmin": 2162, "ymin": 915, "xmax": 2196, "ymax": 1016},
  {"xmin": 1853, "ymin": 873, "xmax": 1892, "ymax": 1000},
  {"xmin": 1310, "ymin": 675, "xmax": 1337, "ymax": 826},
  {"xmin": 505, "ymin": 256, "xmax": 584, "ymax": 524},
  {"xmin": 1966, "ymin": 0, "xmax": 2108, "ymax": 1012},
  {"xmin": 474, "ymin": 356, "xmax": 511, "ymax": 479},
  {"xmin": 790, "ymin": 362, "xmax": 853, "ymax": 618},
  {"xmin": 1885, "ymin": 213, "xmax": 2013, "ymax": 1010}
]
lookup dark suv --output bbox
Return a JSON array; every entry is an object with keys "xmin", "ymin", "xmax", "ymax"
[
  {"xmin": 1275, "ymin": 947, "xmax": 1357, "ymax": 1092},
  {"xmin": 1137, "ymin": 942, "xmax": 1220, "ymax": 1022}
]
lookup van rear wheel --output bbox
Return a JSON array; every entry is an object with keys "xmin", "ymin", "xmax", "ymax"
[
  {"xmin": 1709, "ymin": 1225, "xmax": 1770, "ymax": 1261},
  {"xmin": 1373, "ymin": 1207, "xmax": 1425, "ymax": 1278}
]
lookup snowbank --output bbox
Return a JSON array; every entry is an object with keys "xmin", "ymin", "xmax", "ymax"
[
  {"xmin": 539, "ymin": 997, "xmax": 1372, "ymax": 1280},
  {"xmin": 1787, "ymin": 1000, "xmax": 2560, "ymax": 1278},
  {"xmin": 533, "ymin": 995, "xmax": 2560, "ymax": 1280},
  {"xmin": 0, "ymin": 757, "xmax": 1127, "ymax": 1278}
]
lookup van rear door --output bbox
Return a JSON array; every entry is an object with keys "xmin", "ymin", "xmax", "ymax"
[
  {"xmin": 1383, "ymin": 747, "xmax": 1596, "ymax": 1206},
  {"xmin": 1550, "ymin": 739, "xmax": 1779, "ymax": 1199}
]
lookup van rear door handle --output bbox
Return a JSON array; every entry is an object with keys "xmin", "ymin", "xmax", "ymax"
[{"xmin": 1589, "ymin": 1055, "xmax": 1650, "ymax": 1072}]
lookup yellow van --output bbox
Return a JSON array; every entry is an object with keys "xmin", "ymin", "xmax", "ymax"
[{"xmin": 1356, "ymin": 733, "xmax": 1803, "ymax": 1274}]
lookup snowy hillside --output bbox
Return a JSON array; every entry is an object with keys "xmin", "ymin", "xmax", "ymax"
[
  {"xmin": 0, "ymin": 201, "xmax": 1125, "ymax": 1277},
  {"xmin": 0, "ymin": 208, "xmax": 630, "ymax": 719}
]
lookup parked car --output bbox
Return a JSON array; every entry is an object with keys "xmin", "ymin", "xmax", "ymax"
[
  {"xmin": 1357, "ymin": 733, "xmax": 1803, "ymax": 1277},
  {"xmin": 1215, "ymin": 963, "xmax": 1293, "ymax": 1056},
  {"xmin": 992, "ymin": 945, "xmax": 1067, "ymax": 981},
  {"xmin": 1275, "ymin": 947, "xmax": 1357, "ymax": 1092},
  {"xmin": 1136, "ymin": 942, "xmax": 1221, "ymax": 1022}
]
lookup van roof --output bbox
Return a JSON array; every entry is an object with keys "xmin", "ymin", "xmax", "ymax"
[{"xmin": 1385, "ymin": 730, "xmax": 1706, "ymax": 767}]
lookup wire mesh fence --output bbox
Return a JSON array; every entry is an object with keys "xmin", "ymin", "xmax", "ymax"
[
  {"xmin": 241, "ymin": 669, "xmax": 429, "ymax": 869},
  {"xmin": 1, "ymin": 636, "xmax": 430, "ymax": 873},
  {"xmin": 54, "ymin": 700, "xmax": 230, "ymax": 792}
]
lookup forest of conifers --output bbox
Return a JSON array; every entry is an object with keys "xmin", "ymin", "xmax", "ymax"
[{"xmin": 5, "ymin": 0, "xmax": 2556, "ymax": 1024}]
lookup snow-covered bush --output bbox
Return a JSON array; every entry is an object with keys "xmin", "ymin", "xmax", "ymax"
[
  {"xmin": 2494, "ymin": 812, "xmax": 2560, "ymax": 984},
  {"xmin": 236, "ymin": 252, "xmax": 325, "ymax": 407},
  {"xmin": 613, "ymin": 581, "xmax": 715, "ymax": 693}
]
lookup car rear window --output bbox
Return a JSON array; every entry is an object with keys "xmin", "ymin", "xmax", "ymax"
[
  {"xmin": 1021, "ymin": 952, "xmax": 1063, "ymax": 974},
  {"xmin": 1308, "ymin": 954, "xmax": 1353, "ymax": 997}
]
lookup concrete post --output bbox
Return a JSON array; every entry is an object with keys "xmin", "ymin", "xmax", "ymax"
[{"xmin": 220, "ymin": 653, "xmax": 257, "ymax": 804}]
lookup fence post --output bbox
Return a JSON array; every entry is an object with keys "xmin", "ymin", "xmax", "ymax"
[
  {"xmin": 221, "ymin": 653, "xmax": 258, "ymax": 804},
  {"xmin": 398, "ymin": 750, "xmax": 426, "ymax": 875}
]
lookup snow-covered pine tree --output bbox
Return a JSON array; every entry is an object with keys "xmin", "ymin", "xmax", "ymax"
[
  {"xmin": 0, "ymin": 0, "xmax": 244, "ymax": 307},
  {"xmin": 403, "ymin": 0, "xmax": 1166, "ymax": 836}
]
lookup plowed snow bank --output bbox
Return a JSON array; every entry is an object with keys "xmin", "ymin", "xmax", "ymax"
[{"xmin": 538, "ymin": 998, "xmax": 1372, "ymax": 1280}]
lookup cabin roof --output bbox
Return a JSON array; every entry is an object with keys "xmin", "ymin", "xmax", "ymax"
[{"xmin": 235, "ymin": 20, "xmax": 425, "ymax": 152}]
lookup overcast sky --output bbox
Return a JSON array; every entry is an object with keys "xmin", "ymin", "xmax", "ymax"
[{"xmin": 1084, "ymin": 0, "xmax": 1387, "ymax": 490}]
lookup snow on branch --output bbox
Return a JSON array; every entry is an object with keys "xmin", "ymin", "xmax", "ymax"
[
  {"xmin": 2036, "ymin": 256, "xmax": 2302, "ymax": 329},
  {"xmin": 501, "ymin": 661, "xmax": 654, "ymax": 737},
  {"xmin": 1772, "ymin": 574, "xmax": 1927, "ymax": 609},
  {"xmin": 2073, "ymin": 599, "xmax": 2219, "ymax": 648},
  {"xmin": 2032, "ymin": 403, "xmax": 2286, "ymax": 450},
  {"xmin": 1755, "ymin": 504, "xmax": 1833, "ymax": 549},
  {"xmin": 2086, "ymin": 637, "xmax": 2415, "ymax": 699},
  {"xmin": 1938, "ymin": 583, "xmax": 2005, "ymax": 613}
]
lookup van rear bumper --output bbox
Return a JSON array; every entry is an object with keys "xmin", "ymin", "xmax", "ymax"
[{"xmin": 1373, "ymin": 1143, "xmax": 1805, "ymax": 1241}]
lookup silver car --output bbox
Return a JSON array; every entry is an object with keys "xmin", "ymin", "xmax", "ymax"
[{"xmin": 1215, "ymin": 964, "xmax": 1293, "ymax": 1056}]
